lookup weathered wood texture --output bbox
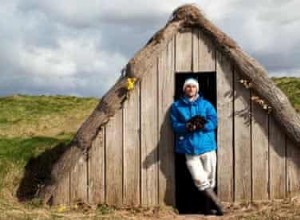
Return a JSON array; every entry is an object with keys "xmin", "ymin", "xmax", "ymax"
[
  {"xmin": 193, "ymin": 29, "xmax": 216, "ymax": 72},
  {"xmin": 269, "ymin": 117, "xmax": 286, "ymax": 199},
  {"xmin": 123, "ymin": 80, "xmax": 141, "ymax": 206},
  {"xmin": 140, "ymin": 60, "xmax": 159, "ymax": 206},
  {"xmin": 88, "ymin": 127, "xmax": 105, "ymax": 204},
  {"xmin": 70, "ymin": 154, "xmax": 88, "ymax": 203},
  {"xmin": 251, "ymin": 94, "xmax": 269, "ymax": 200},
  {"xmin": 197, "ymin": 30, "xmax": 216, "ymax": 71},
  {"xmin": 233, "ymin": 68, "xmax": 252, "ymax": 201},
  {"xmin": 158, "ymin": 37, "xmax": 176, "ymax": 206},
  {"xmin": 216, "ymin": 51, "xmax": 234, "ymax": 202},
  {"xmin": 287, "ymin": 136, "xmax": 300, "ymax": 196},
  {"xmin": 105, "ymin": 108, "xmax": 123, "ymax": 206},
  {"xmin": 176, "ymin": 30, "xmax": 192, "ymax": 72},
  {"xmin": 52, "ymin": 173, "xmax": 70, "ymax": 205}
]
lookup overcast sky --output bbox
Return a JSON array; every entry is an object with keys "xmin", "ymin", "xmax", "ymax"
[{"xmin": 0, "ymin": 0, "xmax": 299, "ymax": 97}]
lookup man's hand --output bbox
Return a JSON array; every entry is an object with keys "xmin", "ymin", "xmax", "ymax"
[
  {"xmin": 186, "ymin": 115, "xmax": 208, "ymax": 132},
  {"xmin": 193, "ymin": 115, "xmax": 208, "ymax": 130},
  {"xmin": 186, "ymin": 121, "xmax": 197, "ymax": 132}
]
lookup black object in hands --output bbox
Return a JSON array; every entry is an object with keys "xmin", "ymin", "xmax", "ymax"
[
  {"xmin": 186, "ymin": 120, "xmax": 196, "ymax": 132},
  {"xmin": 186, "ymin": 115, "xmax": 207, "ymax": 131}
]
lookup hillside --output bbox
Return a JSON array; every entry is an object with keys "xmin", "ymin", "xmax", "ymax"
[
  {"xmin": 0, "ymin": 95, "xmax": 98, "ymax": 208},
  {"xmin": 0, "ymin": 95, "xmax": 98, "ymax": 138},
  {"xmin": 271, "ymin": 76, "xmax": 300, "ymax": 113}
]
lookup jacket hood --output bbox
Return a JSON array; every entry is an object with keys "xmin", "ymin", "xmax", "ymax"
[{"xmin": 180, "ymin": 91, "xmax": 204, "ymax": 105}]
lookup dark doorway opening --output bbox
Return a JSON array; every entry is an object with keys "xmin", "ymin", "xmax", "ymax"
[{"xmin": 174, "ymin": 72, "xmax": 217, "ymax": 214}]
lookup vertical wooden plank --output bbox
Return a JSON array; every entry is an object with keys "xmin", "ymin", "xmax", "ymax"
[
  {"xmin": 70, "ymin": 154, "xmax": 88, "ymax": 203},
  {"xmin": 88, "ymin": 127, "xmax": 105, "ymax": 204},
  {"xmin": 216, "ymin": 51, "xmax": 234, "ymax": 202},
  {"xmin": 233, "ymin": 70, "xmax": 251, "ymax": 201},
  {"xmin": 177, "ymin": 28, "xmax": 215, "ymax": 72},
  {"xmin": 269, "ymin": 116, "xmax": 286, "ymax": 199},
  {"xmin": 198, "ymin": 31, "xmax": 216, "ymax": 71},
  {"xmin": 123, "ymin": 81, "xmax": 140, "ymax": 206},
  {"xmin": 141, "ymin": 60, "xmax": 159, "ymax": 206},
  {"xmin": 251, "ymin": 97, "xmax": 269, "ymax": 200},
  {"xmin": 192, "ymin": 29, "xmax": 199, "ymax": 72},
  {"xmin": 158, "ymin": 37, "xmax": 176, "ymax": 206},
  {"xmin": 52, "ymin": 173, "xmax": 70, "ymax": 205},
  {"xmin": 286, "ymin": 137, "xmax": 300, "ymax": 196},
  {"xmin": 175, "ymin": 30, "xmax": 192, "ymax": 72},
  {"xmin": 105, "ymin": 109, "xmax": 123, "ymax": 206}
]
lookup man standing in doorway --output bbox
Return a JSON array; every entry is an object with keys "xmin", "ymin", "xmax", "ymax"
[{"xmin": 169, "ymin": 77, "xmax": 224, "ymax": 216}]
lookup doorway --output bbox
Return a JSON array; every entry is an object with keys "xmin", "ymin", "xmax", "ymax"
[{"xmin": 174, "ymin": 72, "xmax": 217, "ymax": 214}]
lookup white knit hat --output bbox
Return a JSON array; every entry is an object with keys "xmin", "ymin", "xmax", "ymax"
[{"xmin": 182, "ymin": 78, "xmax": 199, "ymax": 92}]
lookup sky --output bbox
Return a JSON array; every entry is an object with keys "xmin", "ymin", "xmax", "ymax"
[{"xmin": 0, "ymin": 0, "xmax": 299, "ymax": 97}]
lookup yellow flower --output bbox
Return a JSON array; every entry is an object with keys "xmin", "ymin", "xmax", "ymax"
[
  {"xmin": 127, "ymin": 77, "xmax": 137, "ymax": 90},
  {"xmin": 57, "ymin": 204, "xmax": 67, "ymax": 212}
]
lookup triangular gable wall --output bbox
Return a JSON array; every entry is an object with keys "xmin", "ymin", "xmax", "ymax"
[{"xmin": 40, "ymin": 4, "xmax": 300, "ymax": 206}]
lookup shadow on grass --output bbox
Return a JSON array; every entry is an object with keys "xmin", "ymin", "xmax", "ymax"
[{"xmin": 15, "ymin": 137, "xmax": 71, "ymax": 202}]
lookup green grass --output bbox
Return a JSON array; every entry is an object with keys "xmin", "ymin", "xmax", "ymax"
[
  {"xmin": 0, "ymin": 94, "xmax": 98, "ymax": 137},
  {"xmin": 271, "ymin": 77, "xmax": 300, "ymax": 113}
]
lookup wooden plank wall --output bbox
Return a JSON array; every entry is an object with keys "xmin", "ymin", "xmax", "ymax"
[
  {"xmin": 176, "ymin": 30, "xmax": 192, "ymax": 71},
  {"xmin": 52, "ymin": 173, "xmax": 70, "ymax": 205},
  {"xmin": 140, "ymin": 59, "xmax": 159, "ymax": 206},
  {"xmin": 123, "ymin": 81, "xmax": 141, "ymax": 206},
  {"xmin": 251, "ymin": 92, "xmax": 269, "ymax": 200},
  {"xmin": 269, "ymin": 117, "xmax": 286, "ymax": 199},
  {"xmin": 88, "ymin": 127, "xmax": 105, "ymax": 204},
  {"xmin": 158, "ymin": 37, "xmax": 176, "ymax": 206},
  {"xmin": 70, "ymin": 150, "xmax": 88, "ymax": 203},
  {"xmin": 52, "ymin": 28, "xmax": 300, "ymax": 206},
  {"xmin": 105, "ymin": 108, "xmax": 123, "ymax": 206},
  {"xmin": 233, "ymin": 67, "xmax": 251, "ymax": 201},
  {"xmin": 287, "ymin": 136, "xmax": 300, "ymax": 196},
  {"xmin": 216, "ymin": 51, "xmax": 234, "ymax": 202}
]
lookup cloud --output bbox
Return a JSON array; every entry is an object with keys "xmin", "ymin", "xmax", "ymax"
[
  {"xmin": 0, "ymin": 33, "xmax": 127, "ymax": 96},
  {"xmin": 0, "ymin": 0, "xmax": 127, "ymax": 97},
  {"xmin": 0, "ymin": 0, "xmax": 299, "ymax": 97}
]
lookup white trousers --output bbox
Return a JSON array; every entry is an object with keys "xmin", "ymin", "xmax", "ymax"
[{"xmin": 185, "ymin": 150, "xmax": 217, "ymax": 191}]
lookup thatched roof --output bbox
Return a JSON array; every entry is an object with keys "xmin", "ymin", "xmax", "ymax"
[{"xmin": 39, "ymin": 4, "xmax": 300, "ymax": 203}]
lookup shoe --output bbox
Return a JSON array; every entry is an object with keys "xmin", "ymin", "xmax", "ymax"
[
  {"xmin": 201, "ymin": 187, "xmax": 224, "ymax": 216},
  {"xmin": 203, "ymin": 197, "xmax": 217, "ymax": 215}
]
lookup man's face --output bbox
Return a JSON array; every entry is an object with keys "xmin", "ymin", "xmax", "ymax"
[{"xmin": 184, "ymin": 84, "xmax": 197, "ymax": 97}]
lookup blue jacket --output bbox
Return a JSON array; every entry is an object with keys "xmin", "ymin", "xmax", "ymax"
[{"xmin": 169, "ymin": 92, "xmax": 218, "ymax": 155}]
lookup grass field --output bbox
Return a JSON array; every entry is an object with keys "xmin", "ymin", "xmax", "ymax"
[{"xmin": 0, "ymin": 77, "xmax": 299, "ymax": 219}]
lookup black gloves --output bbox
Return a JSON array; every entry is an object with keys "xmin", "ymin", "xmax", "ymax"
[{"xmin": 186, "ymin": 115, "xmax": 208, "ymax": 132}]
